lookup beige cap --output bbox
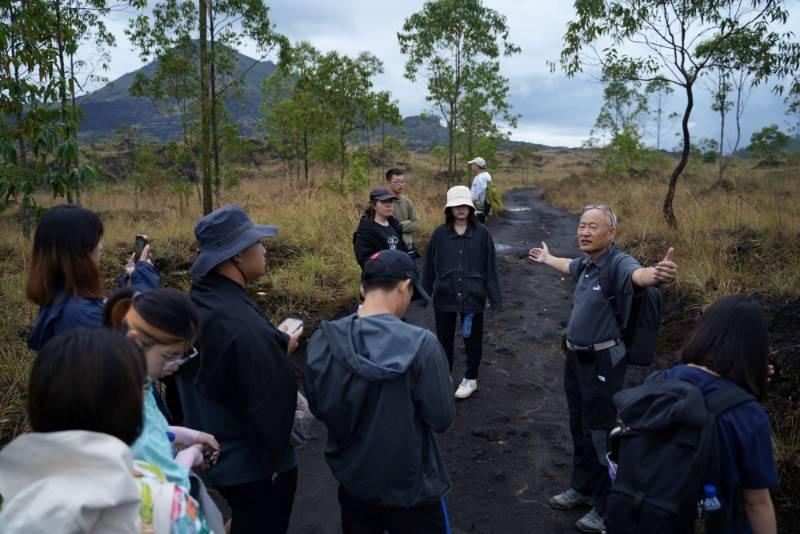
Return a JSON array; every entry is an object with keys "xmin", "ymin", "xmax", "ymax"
[{"xmin": 445, "ymin": 185, "xmax": 475, "ymax": 210}]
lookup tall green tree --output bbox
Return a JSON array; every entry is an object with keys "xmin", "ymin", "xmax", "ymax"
[
  {"xmin": 398, "ymin": 0, "xmax": 520, "ymax": 184},
  {"xmin": 644, "ymin": 78, "xmax": 674, "ymax": 151},
  {"xmin": 748, "ymin": 124, "xmax": 790, "ymax": 164},
  {"xmin": 262, "ymin": 42, "xmax": 326, "ymax": 187},
  {"xmin": 557, "ymin": 0, "xmax": 800, "ymax": 227},
  {"xmin": 314, "ymin": 50, "xmax": 398, "ymax": 193},
  {"xmin": 128, "ymin": 0, "xmax": 285, "ymax": 213}
]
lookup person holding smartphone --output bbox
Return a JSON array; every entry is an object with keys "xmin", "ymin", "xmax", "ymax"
[
  {"xmin": 177, "ymin": 205, "xmax": 302, "ymax": 534},
  {"xmin": 26, "ymin": 205, "xmax": 159, "ymax": 351}
]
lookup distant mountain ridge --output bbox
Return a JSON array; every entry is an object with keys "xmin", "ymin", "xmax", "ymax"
[{"xmin": 78, "ymin": 48, "xmax": 551, "ymax": 151}]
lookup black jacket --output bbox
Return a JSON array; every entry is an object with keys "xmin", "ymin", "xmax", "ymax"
[
  {"xmin": 304, "ymin": 313, "xmax": 454, "ymax": 507},
  {"xmin": 421, "ymin": 223, "xmax": 502, "ymax": 313},
  {"xmin": 177, "ymin": 272, "xmax": 297, "ymax": 485},
  {"xmin": 353, "ymin": 215, "xmax": 407, "ymax": 269}
]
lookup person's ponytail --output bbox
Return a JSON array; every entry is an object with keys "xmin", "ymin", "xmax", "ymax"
[{"xmin": 104, "ymin": 288, "xmax": 199, "ymax": 346}]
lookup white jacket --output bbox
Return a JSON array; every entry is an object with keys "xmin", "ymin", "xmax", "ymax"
[
  {"xmin": 0, "ymin": 430, "xmax": 141, "ymax": 534},
  {"xmin": 470, "ymin": 171, "xmax": 492, "ymax": 204}
]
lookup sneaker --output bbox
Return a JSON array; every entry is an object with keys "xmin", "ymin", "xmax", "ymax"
[
  {"xmin": 549, "ymin": 488, "xmax": 593, "ymax": 510},
  {"xmin": 575, "ymin": 508, "xmax": 605, "ymax": 533},
  {"xmin": 454, "ymin": 378, "xmax": 477, "ymax": 399}
]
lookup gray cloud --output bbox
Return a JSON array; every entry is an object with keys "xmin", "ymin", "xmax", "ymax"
[{"xmin": 90, "ymin": 1, "xmax": 799, "ymax": 148}]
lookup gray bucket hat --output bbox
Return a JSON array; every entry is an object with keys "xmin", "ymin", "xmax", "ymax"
[{"xmin": 189, "ymin": 205, "xmax": 278, "ymax": 279}]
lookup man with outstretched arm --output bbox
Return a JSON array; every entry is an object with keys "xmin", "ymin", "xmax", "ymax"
[{"xmin": 528, "ymin": 205, "xmax": 677, "ymax": 533}]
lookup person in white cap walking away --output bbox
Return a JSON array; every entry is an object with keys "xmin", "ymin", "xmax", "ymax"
[
  {"xmin": 422, "ymin": 186, "xmax": 502, "ymax": 399},
  {"xmin": 468, "ymin": 157, "xmax": 492, "ymax": 224}
]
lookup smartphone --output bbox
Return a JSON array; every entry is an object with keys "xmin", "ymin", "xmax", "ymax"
[
  {"xmin": 202, "ymin": 445, "xmax": 217, "ymax": 462},
  {"xmin": 134, "ymin": 234, "xmax": 149, "ymax": 257},
  {"xmin": 279, "ymin": 317, "xmax": 303, "ymax": 336}
]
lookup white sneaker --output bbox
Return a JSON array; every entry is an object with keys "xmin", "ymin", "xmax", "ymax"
[
  {"xmin": 575, "ymin": 508, "xmax": 605, "ymax": 533},
  {"xmin": 549, "ymin": 488, "xmax": 593, "ymax": 510},
  {"xmin": 455, "ymin": 378, "xmax": 477, "ymax": 399}
]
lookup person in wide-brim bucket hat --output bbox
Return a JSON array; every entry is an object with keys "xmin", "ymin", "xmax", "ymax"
[
  {"xmin": 189, "ymin": 205, "xmax": 278, "ymax": 279},
  {"xmin": 444, "ymin": 185, "xmax": 475, "ymax": 211}
]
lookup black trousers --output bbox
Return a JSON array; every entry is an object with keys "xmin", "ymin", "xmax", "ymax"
[
  {"xmin": 565, "ymin": 348, "xmax": 626, "ymax": 515},
  {"xmin": 434, "ymin": 309, "xmax": 484, "ymax": 379},
  {"xmin": 338, "ymin": 486, "xmax": 449, "ymax": 534},
  {"xmin": 217, "ymin": 468, "xmax": 298, "ymax": 534}
]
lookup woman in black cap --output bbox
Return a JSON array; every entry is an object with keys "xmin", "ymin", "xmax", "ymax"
[
  {"xmin": 352, "ymin": 186, "xmax": 408, "ymax": 269},
  {"xmin": 176, "ymin": 204, "xmax": 303, "ymax": 534}
]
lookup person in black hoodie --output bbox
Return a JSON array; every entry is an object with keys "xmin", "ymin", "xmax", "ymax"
[
  {"xmin": 353, "ymin": 187, "xmax": 407, "ymax": 269},
  {"xmin": 176, "ymin": 205, "xmax": 304, "ymax": 534},
  {"xmin": 305, "ymin": 249, "xmax": 455, "ymax": 534}
]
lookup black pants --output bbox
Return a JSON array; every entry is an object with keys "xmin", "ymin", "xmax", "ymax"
[
  {"xmin": 217, "ymin": 468, "xmax": 298, "ymax": 534},
  {"xmin": 565, "ymin": 348, "xmax": 626, "ymax": 515},
  {"xmin": 338, "ymin": 486, "xmax": 449, "ymax": 534},
  {"xmin": 434, "ymin": 309, "xmax": 484, "ymax": 379}
]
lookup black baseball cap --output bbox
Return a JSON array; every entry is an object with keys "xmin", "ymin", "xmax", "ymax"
[
  {"xmin": 369, "ymin": 187, "xmax": 398, "ymax": 202},
  {"xmin": 362, "ymin": 249, "xmax": 429, "ymax": 302}
]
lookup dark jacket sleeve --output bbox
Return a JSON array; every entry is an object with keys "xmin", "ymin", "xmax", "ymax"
[
  {"xmin": 413, "ymin": 334, "xmax": 455, "ymax": 433},
  {"xmin": 117, "ymin": 261, "xmax": 160, "ymax": 292},
  {"xmin": 353, "ymin": 227, "xmax": 377, "ymax": 268},
  {"xmin": 484, "ymin": 229, "xmax": 503, "ymax": 309},
  {"xmin": 389, "ymin": 217, "xmax": 408, "ymax": 253},
  {"xmin": 421, "ymin": 228, "xmax": 437, "ymax": 297},
  {"xmin": 235, "ymin": 334, "xmax": 298, "ymax": 463}
]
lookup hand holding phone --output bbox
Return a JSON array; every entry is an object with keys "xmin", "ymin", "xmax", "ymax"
[
  {"xmin": 278, "ymin": 318, "xmax": 303, "ymax": 336},
  {"xmin": 134, "ymin": 234, "xmax": 150, "ymax": 259}
]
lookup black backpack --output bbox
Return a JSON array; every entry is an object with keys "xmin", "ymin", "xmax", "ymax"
[
  {"xmin": 605, "ymin": 371, "xmax": 754, "ymax": 534},
  {"xmin": 597, "ymin": 252, "xmax": 662, "ymax": 366}
]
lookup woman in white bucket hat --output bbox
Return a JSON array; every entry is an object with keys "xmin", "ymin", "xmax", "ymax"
[{"xmin": 421, "ymin": 186, "xmax": 502, "ymax": 400}]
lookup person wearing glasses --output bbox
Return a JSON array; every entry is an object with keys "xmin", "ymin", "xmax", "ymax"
[
  {"xmin": 385, "ymin": 168, "xmax": 421, "ymax": 259},
  {"xmin": 103, "ymin": 287, "xmax": 221, "ymax": 498},
  {"xmin": 528, "ymin": 205, "xmax": 677, "ymax": 533},
  {"xmin": 180, "ymin": 205, "xmax": 303, "ymax": 534}
]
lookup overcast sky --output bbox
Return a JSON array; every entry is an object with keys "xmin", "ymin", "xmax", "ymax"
[{"xmin": 96, "ymin": 1, "xmax": 800, "ymax": 148}]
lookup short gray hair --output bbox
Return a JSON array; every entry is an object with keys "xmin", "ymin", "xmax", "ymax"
[{"xmin": 582, "ymin": 204, "xmax": 618, "ymax": 228}]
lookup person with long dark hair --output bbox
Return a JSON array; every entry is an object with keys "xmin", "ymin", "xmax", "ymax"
[
  {"xmin": 0, "ymin": 329, "xmax": 210, "ymax": 533},
  {"xmin": 664, "ymin": 295, "xmax": 778, "ymax": 533},
  {"xmin": 353, "ymin": 187, "xmax": 407, "ymax": 269},
  {"xmin": 421, "ymin": 185, "xmax": 502, "ymax": 400},
  {"xmin": 25, "ymin": 204, "xmax": 159, "ymax": 351}
]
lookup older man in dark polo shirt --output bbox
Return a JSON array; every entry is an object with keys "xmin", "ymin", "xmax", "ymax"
[{"xmin": 528, "ymin": 205, "xmax": 677, "ymax": 533}]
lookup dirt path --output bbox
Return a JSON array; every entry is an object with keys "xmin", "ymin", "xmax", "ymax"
[{"xmin": 289, "ymin": 188, "xmax": 584, "ymax": 533}]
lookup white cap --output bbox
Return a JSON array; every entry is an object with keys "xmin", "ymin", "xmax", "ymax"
[
  {"xmin": 445, "ymin": 185, "xmax": 475, "ymax": 210},
  {"xmin": 467, "ymin": 157, "xmax": 486, "ymax": 168}
]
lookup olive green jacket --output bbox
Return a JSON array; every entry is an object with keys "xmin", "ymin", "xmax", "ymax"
[{"xmin": 394, "ymin": 195, "xmax": 420, "ymax": 247}]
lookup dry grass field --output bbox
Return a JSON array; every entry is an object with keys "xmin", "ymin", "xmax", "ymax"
[{"xmin": 1, "ymin": 145, "xmax": 798, "ymax": 518}]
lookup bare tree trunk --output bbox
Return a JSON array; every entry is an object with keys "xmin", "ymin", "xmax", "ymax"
[
  {"xmin": 339, "ymin": 130, "xmax": 346, "ymax": 193},
  {"xmin": 303, "ymin": 129, "xmax": 310, "ymax": 188},
  {"xmin": 54, "ymin": 0, "xmax": 73, "ymax": 204},
  {"xmin": 199, "ymin": 0, "xmax": 212, "ymax": 215},
  {"xmin": 210, "ymin": 8, "xmax": 221, "ymax": 204},
  {"xmin": 663, "ymin": 83, "xmax": 694, "ymax": 228},
  {"xmin": 655, "ymin": 93, "xmax": 662, "ymax": 151},
  {"xmin": 69, "ymin": 51, "xmax": 81, "ymax": 206},
  {"xmin": 448, "ymin": 101, "xmax": 456, "ymax": 185}
]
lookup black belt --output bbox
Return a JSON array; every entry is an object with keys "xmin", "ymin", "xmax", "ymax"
[{"xmin": 566, "ymin": 338, "xmax": 620, "ymax": 352}]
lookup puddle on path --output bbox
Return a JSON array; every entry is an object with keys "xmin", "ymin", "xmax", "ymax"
[
  {"xmin": 495, "ymin": 243, "xmax": 513, "ymax": 252},
  {"xmin": 506, "ymin": 207, "xmax": 532, "ymax": 212}
]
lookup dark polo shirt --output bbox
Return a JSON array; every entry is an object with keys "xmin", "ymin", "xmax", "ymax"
[{"xmin": 566, "ymin": 243, "xmax": 641, "ymax": 347}]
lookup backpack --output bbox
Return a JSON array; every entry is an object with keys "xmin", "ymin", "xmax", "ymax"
[
  {"xmin": 597, "ymin": 252, "xmax": 662, "ymax": 366},
  {"xmin": 605, "ymin": 371, "xmax": 754, "ymax": 534}
]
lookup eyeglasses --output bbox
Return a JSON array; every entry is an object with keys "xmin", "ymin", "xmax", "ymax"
[
  {"xmin": 162, "ymin": 346, "xmax": 199, "ymax": 370},
  {"xmin": 583, "ymin": 204, "xmax": 618, "ymax": 228}
]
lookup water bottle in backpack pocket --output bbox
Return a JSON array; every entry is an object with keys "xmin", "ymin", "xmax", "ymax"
[{"xmin": 604, "ymin": 372, "xmax": 754, "ymax": 534}]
